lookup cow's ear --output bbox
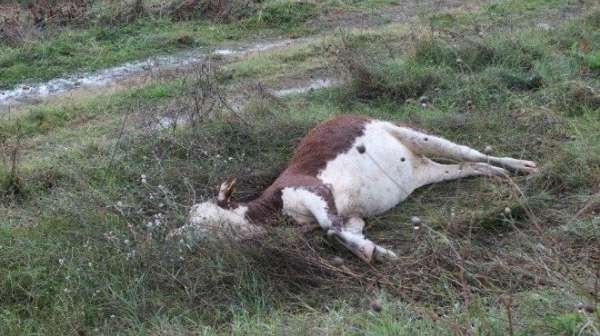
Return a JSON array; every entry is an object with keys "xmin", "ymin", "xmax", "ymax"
[{"xmin": 217, "ymin": 176, "xmax": 237, "ymax": 206}]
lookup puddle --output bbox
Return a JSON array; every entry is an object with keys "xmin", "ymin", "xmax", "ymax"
[
  {"xmin": 272, "ymin": 78, "xmax": 339, "ymax": 97},
  {"xmin": 214, "ymin": 39, "xmax": 298, "ymax": 56},
  {"xmin": 0, "ymin": 38, "xmax": 307, "ymax": 108}
]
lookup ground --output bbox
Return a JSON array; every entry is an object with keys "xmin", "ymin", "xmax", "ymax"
[{"xmin": 1, "ymin": 0, "xmax": 600, "ymax": 335}]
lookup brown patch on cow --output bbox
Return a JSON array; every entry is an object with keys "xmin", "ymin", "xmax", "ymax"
[
  {"xmin": 245, "ymin": 173, "xmax": 338, "ymax": 224},
  {"xmin": 243, "ymin": 115, "xmax": 371, "ymax": 223},
  {"xmin": 288, "ymin": 115, "xmax": 370, "ymax": 176}
]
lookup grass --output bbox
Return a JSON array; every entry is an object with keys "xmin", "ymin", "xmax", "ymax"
[{"xmin": 2, "ymin": 0, "xmax": 600, "ymax": 335}]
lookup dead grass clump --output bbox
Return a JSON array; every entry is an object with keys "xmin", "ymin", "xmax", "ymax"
[
  {"xmin": 554, "ymin": 81, "xmax": 600, "ymax": 116},
  {"xmin": 93, "ymin": 0, "xmax": 167, "ymax": 25},
  {"xmin": 335, "ymin": 44, "xmax": 441, "ymax": 102},
  {"xmin": 0, "ymin": 143, "xmax": 24, "ymax": 200},
  {"xmin": 168, "ymin": 0, "xmax": 258, "ymax": 22},
  {"xmin": 25, "ymin": 0, "xmax": 94, "ymax": 27},
  {"xmin": 415, "ymin": 39, "xmax": 495, "ymax": 71},
  {"xmin": 0, "ymin": 1, "xmax": 93, "ymax": 46},
  {"xmin": 498, "ymin": 70, "xmax": 543, "ymax": 91},
  {"xmin": 0, "ymin": 15, "xmax": 28, "ymax": 47},
  {"xmin": 414, "ymin": 37, "xmax": 542, "ymax": 73}
]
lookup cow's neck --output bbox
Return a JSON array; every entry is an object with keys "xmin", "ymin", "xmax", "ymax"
[{"xmin": 246, "ymin": 192, "xmax": 282, "ymax": 224}]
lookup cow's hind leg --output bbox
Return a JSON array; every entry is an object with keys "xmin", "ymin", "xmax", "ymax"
[
  {"xmin": 385, "ymin": 124, "xmax": 538, "ymax": 174},
  {"xmin": 414, "ymin": 157, "xmax": 508, "ymax": 188}
]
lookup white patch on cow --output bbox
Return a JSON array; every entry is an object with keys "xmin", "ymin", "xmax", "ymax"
[
  {"xmin": 318, "ymin": 121, "xmax": 420, "ymax": 217},
  {"xmin": 281, "ymin": 187, "xmax": 332, "ymax": 229},
  {"xmin": 171, "ymin": 201, "xmax": 264, "ymax": 240},
  {"xmin": 345, "ymin": 217, "xmax": 365, "ymax": 234}
]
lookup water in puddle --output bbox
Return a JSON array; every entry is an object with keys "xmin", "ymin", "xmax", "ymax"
[{"xmin": 272, "ymin": 78, "xmax": 339, "ymax": 97}]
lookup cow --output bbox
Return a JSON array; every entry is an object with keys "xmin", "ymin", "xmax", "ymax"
[{"xmin": 171, "ymin": 115, "xmax": 538, "ymax": 262}]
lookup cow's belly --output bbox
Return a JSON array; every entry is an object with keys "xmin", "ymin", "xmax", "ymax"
[{"xmin": 318, "ymin": 128, "xmax": 418, "ymax": 217}]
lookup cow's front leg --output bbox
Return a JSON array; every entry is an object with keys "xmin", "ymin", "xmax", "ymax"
[
  {"xmin": 282, "ymin": 186, "xmax": 396, "ymax": 262},
  {"xmin": 327, "ymin": 217, "xmax": 397, "ymax": 263}
]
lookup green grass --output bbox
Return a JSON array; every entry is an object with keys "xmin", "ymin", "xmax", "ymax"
[{"xmin": 2, "ymin": 1, "xmax": 600, "ymax": 335}]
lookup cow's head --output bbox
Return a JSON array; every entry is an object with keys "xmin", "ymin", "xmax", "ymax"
[{"xmin": 169, "ymin": 177, "xmax": 264, "ymax": 241}]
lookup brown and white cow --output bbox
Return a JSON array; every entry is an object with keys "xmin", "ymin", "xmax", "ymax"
[{"xmin": 172, "ymin": 115, "xmax": 538, "ymax": 262}]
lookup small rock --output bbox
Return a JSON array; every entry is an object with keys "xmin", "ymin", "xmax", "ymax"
[
  {"xmin": 576, "ymin": 303, "xmax": 596, "ymax": 314},
  {"xmin": 483, "ymin": 145, "xmax": 493, "ymax": 155},
  {"xmin": 478, "ymin": 31, "xmax": 485, "ymax": 37},
  {"xmin": 331, "ymin": 256, "xmax": 344, "ymax": 267},
  {"xmin": 537, "ymin": 23, "xmax": 551, "ymax": 30},
  {"xmin": 411, "ymin": 216, "xmax": 421, "ymax": 225},
  {"xmin": 504, "ymin": 207, "xmax": 511, "ymax": 215},
  {"xmin": 418, "ymin": 96, "xmax": 429, "ymax": 104},
  {"xmin": 370, "ymin": 298, "xmax": 383, "ymax": 312}
]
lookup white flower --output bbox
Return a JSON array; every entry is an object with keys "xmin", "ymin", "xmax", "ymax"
[
  {"xmin": 126, "ymin": 250, "xmax": 136, "ymax": 260},
  {"xmin": 116, "ymin": 201, "xmax": 123, "ymax": 207},
  {"xmin": 103, "ymin": 231, "xmax": 117, "ymax": 242},
  {"xmin": 58, "ymin": 258, "xmax": 65, "ymax": 265},
  {"xmin": 140, "ymin": 174, "xmax": 147, "ymax": 184}
]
